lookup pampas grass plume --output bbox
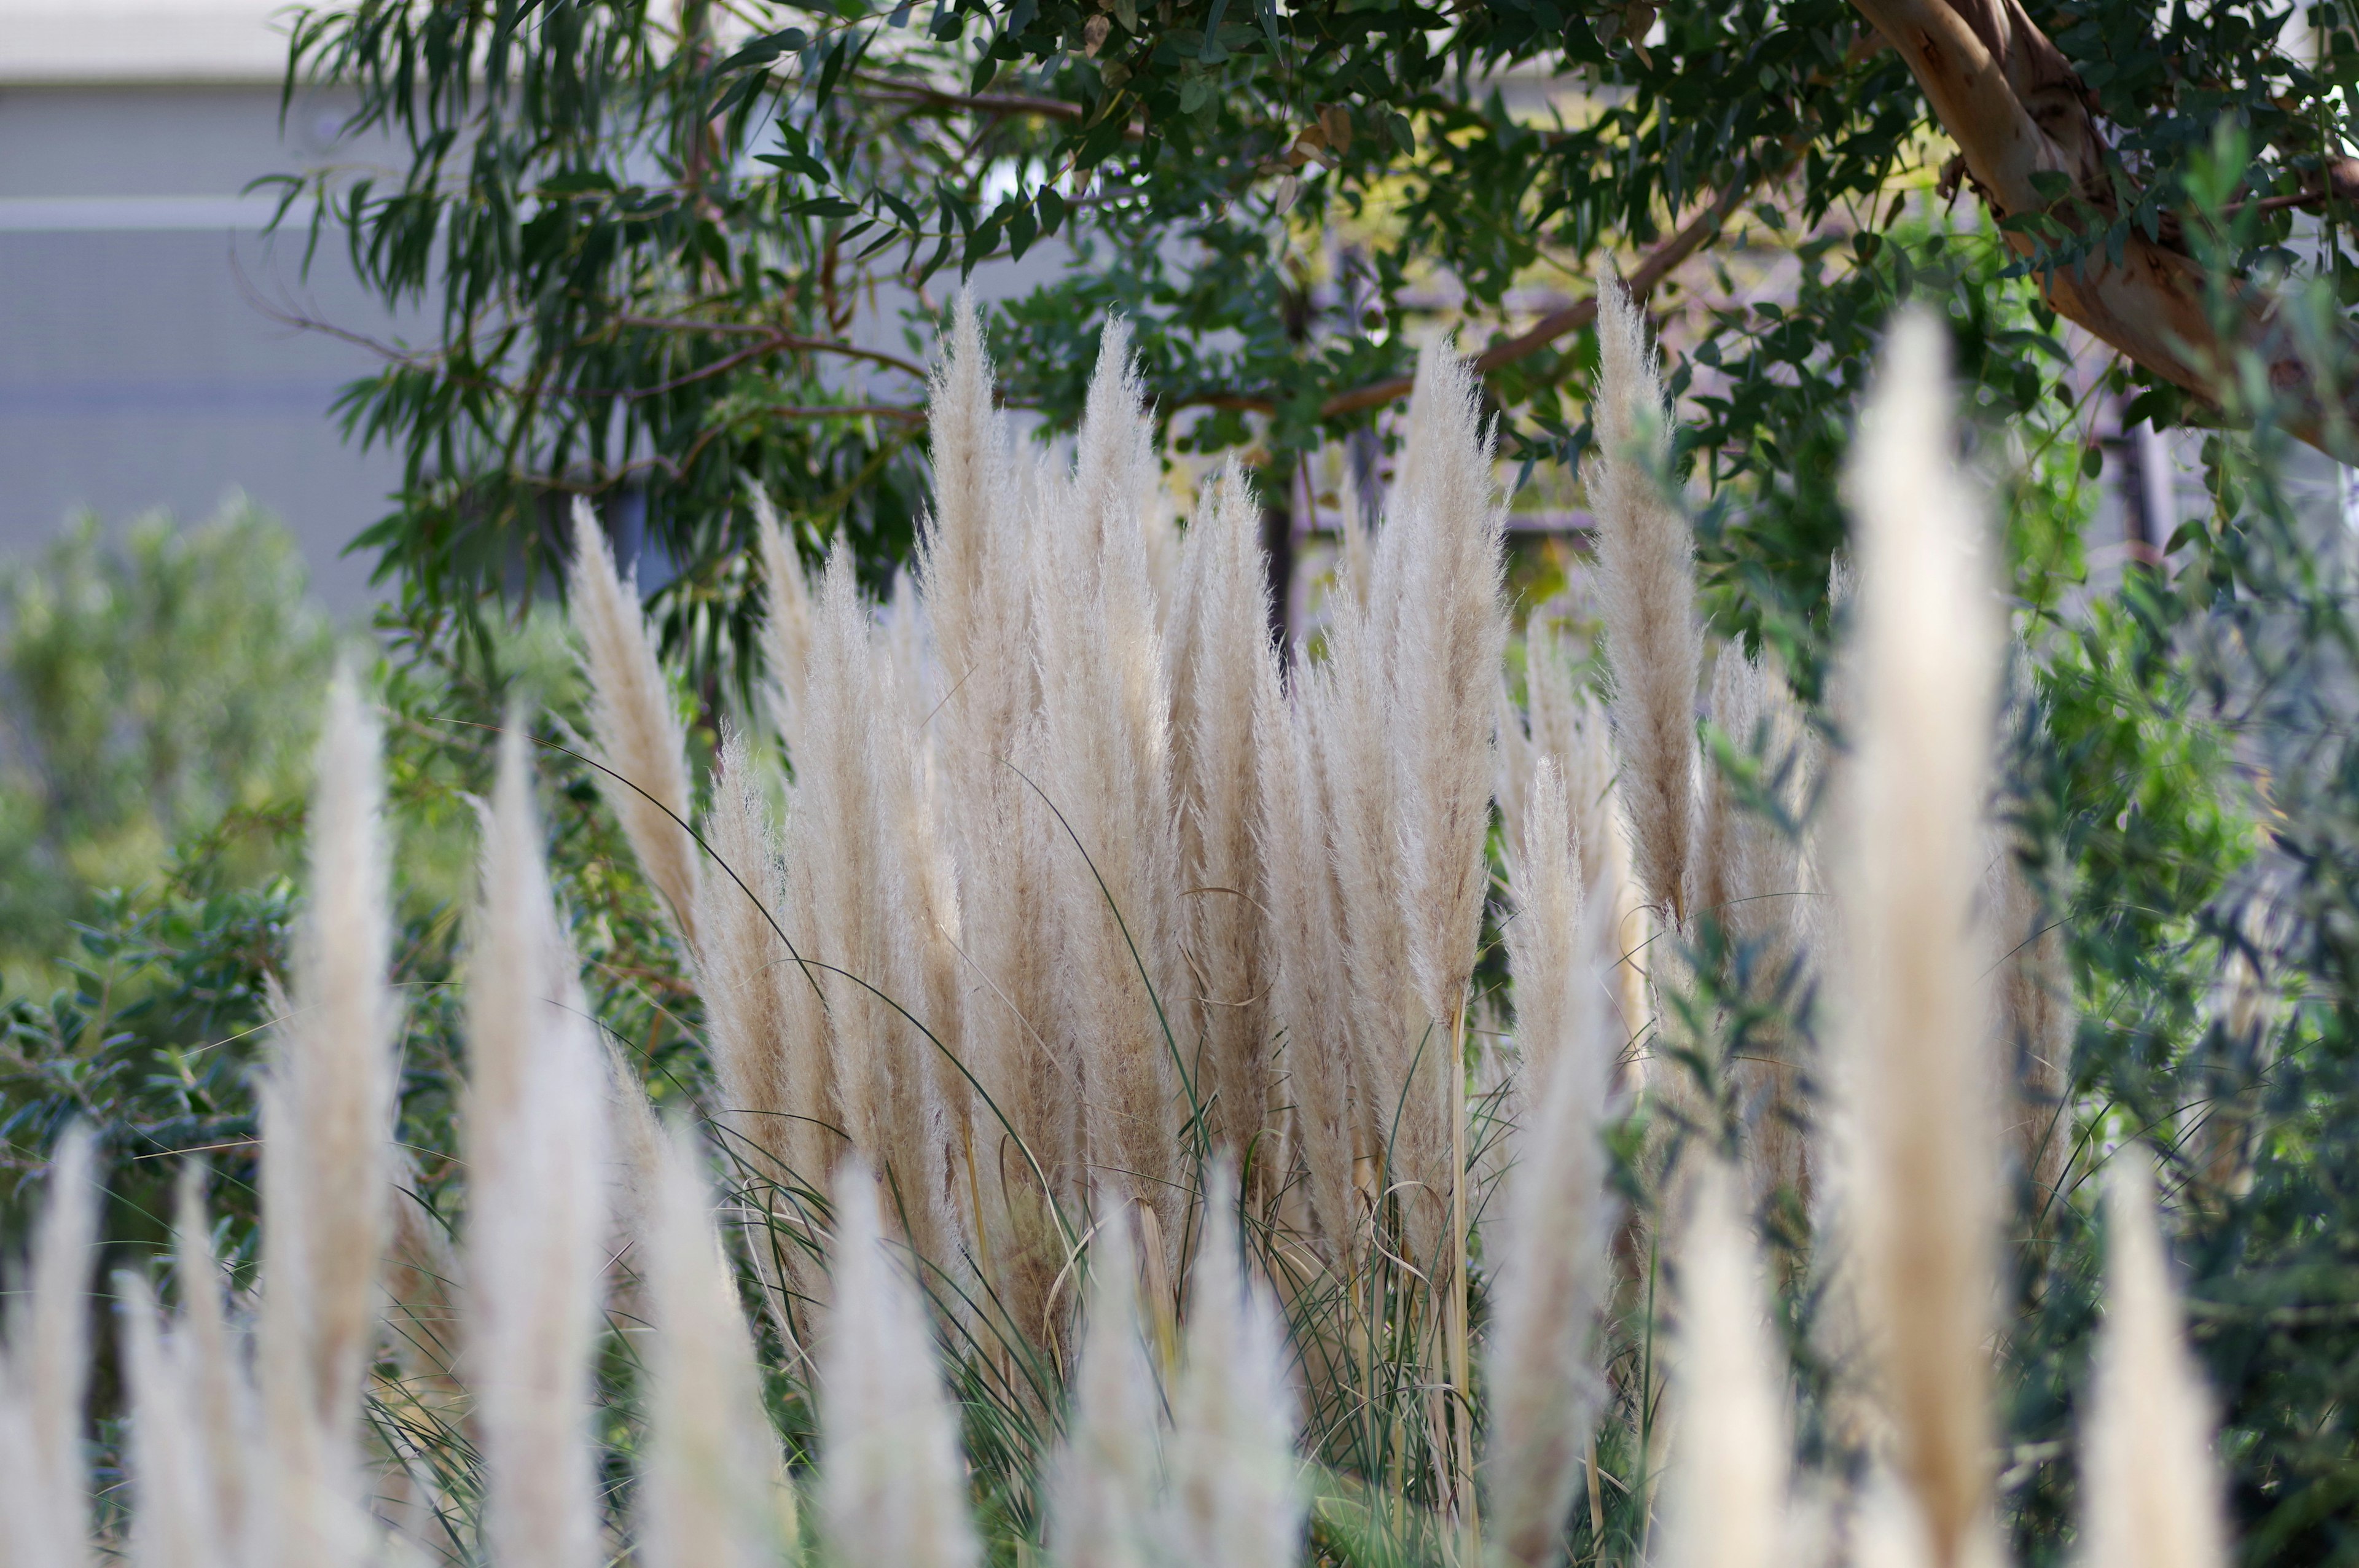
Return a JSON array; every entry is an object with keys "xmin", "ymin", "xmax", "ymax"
[
  {"xmin": 1168, "ymin": 1172, "xmax": 1302, "ymax": 1568},
  {"xmin": 1839, "ymin": 308, "xmax": 2002, "ymax": 1568},
  {"xmin": 258, "ymin": 665, "xmax": 396, "ymax": 1473},
  {"xmin": 1589, "ymin": 271, "xmax": 1702, "ymax": 927},
  {"xmin": 820, "ymin": 1168, "xmax": 981, "ymax": 1568},
  {"xmin": 569, "ymin": 496, "xmax": 703, "ymax": 953},
  {"xmin": 1045, "ymin": 1206, "xmax": 1165, "ymax": 1568},
  {"xmin": 120, "ymin": 1271, "xmax": 227, "ymax": 1568},
  {"xmin": 468, "ymin": 725, "xmax": 613, "ymax": 1568},
  {"xmin": 637, "ymin": 1123, "xmax": 790, "ymax": 1568},
  {"xmin": 1489, "ymin": 769, "xmax": 1619, "ymax": 1568},
  {"xmin": 0, "ymin": 1127, "xmax": 98, "ymax": 1568},
  {"xmin": 1653, "ymin": 1161, "xmax": 1790, "ymax": 1568},
  {"xmin": 2081, "ymin": 1150, "xmax": 2228, "ymax": 1568}
]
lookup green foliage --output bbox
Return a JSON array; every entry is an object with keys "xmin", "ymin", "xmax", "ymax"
[
  {"xmin": 276, "ymin": 1, "xmax": 2359, "ymax": 700},
  {"xmin": 0, "ymin": 502, "xmax": 337, "ymax": 986}
]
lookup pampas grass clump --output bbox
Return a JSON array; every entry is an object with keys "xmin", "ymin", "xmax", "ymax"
[{"xmin": 10, "ymin": 294, "xmax": 2239, "ymax": 1568}]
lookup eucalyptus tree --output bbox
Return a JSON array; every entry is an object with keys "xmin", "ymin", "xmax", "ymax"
[{"xmin": 276, "ymin": 0, "xmax": 2359, "ymax": 677}]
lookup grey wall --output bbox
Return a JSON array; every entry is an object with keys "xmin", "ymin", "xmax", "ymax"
[{"xmin": 0, "ymin": 83, "xmax": 404, "ymax": 609}]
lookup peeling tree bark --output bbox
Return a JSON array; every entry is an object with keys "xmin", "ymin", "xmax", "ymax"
[{"xmin": 1850, "ymin": 0, "xmax": 2348, "ymax": 454}]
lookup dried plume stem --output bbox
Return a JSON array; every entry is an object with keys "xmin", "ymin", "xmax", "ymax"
[
  {"xmin": 568, "ymin": 496, "xmax": 703, "ymax": 954},
  {"xmin": 1838, "ymin": 310, "xmax": 2003, "ymax": 1568},
  {"xmin": 1589, "ymin": 271, "xmax": 1703, "ymax": 930},
  {"xmin": 2080, "ymin": 1149, "xmax": 2229, "ymax": 1568}
]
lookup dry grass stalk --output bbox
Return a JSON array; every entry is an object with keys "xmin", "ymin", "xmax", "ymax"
[
  {"xmin": 467, "ymin": 726, "xmax": 614, "ymax": 1568},
  {"xmin": 120, "ymin": 1270, "xmax": 229, "ymax": 1568},
  {"xmin": 1033, "ymin": 319, "xmax": 1186, "ymax": 1254},
  {"xmin": 1992, "ymin": 843, "xmax": 2073, "ymax": 1204},
  {"xmin": 916, "ymin": 303, "xmax": 1072, "ymax": 1342},
  {"xmin": 1316, "ymin": 340, "xmax": 1503, "ymax": 1273},
  {"xmin": 1489, "ymin": 767, "xmax": 1620, "ymax": 1568},
  {"xmin": 2081, "ymin": 1149, "xmax": 2227, "ymax": 1568},
  {"xmin": 568, "ymin": 496, "xmax": 703, "ymax": 953},
  {"xmin": 692, "ymin": 731, "xmax": 833, "ymax": 1315},
  {"xmin": 1258, "ymin": 663, "xmax": 1359, "ymax": 1258},
  {"xmin": 1837, "ymin": 309, "xmax": 2002, "ymax": 1568},
  {"xmin": 256, "ymin": 665, "xmax": 397, "ymax": 1543},
  {"xmin": 1699, "ymin": 647, "xmax": 1812, "ymax": 1199},
  {"xmin": 1506, "ymin": 625, "xmax": 1649, "ymax": 1067},
  {"xmin": 1654, "ymin": 1160, "xmax": 1791, "ymax": 1568},
  {"xmin": 790, "ymin": 540, "xmax": 957, "ymax": 1273},
  {"xmin": 1044, "ymin": 1206, "xmax": 1165, "ymax": 1568},
  {"xmin": 637, "ymin": 1123, "xmax": 792, "ymax": 1568},
  {"xmin": 172, "ymin": 1166, "xmax": 252, "ymax": 1546},
  {"xmin": 1169, "ymin": 458, "xmax": 1283, "ymax": 1166},
  {"xmin": 820, "ymin": 1168, "xmax": 982, "ymax": 1568},
  {"xmin": 1589, "ymin": 270, "xmax": 1703, "ymax": 930},
  {"xmin": 0, "ymin": 1127, "xmax": 98, "ymax": 1568},
  {"xmin": 1168, "ymin": 1172, "xmax": 1302, "ymax": 1568},
  {"xmin": 753, "ymin": 485, "xmax": 818, "ymax": 759}
]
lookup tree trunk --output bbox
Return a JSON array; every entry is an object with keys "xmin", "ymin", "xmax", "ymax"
[{"xmin": 1849, "ymin": 0, "xmax": 2346, "ymax": 454}]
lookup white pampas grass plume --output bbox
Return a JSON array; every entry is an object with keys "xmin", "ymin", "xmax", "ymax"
[
  {"xmin": 0, "ymin": 1128, "xmax": 98, "ymax": 1568},
  {"xmin": 1033, "ymin": 319, "xmax": 1186, "ymax": 1249},
  {"xmin": 1258, "ymin": 664, "xmax": 1358, "ymax": 1257},
  {"xmin": 820, "ymin": 1168, "xmax": 980, "ymax": 1568},
  {"xmin": 915, "ymin": 304, "xmax": 1073, "ymax": 1335},
  {"xmin": 636, "ymin": 1122, "xmax": 790, "ymax": 1568},
  {"xmin": 1168, "ymin": 1174, "xmax": 1301, "ymax": 1568},
  {"xmin": 1653, "ymin": 1161, "xmax": 1791, "ymax": 1568},
  {"xmin": 1837, "ymin": 309, "xmax": 2002, "ymax": 1568},
  {"xmin": 753, "ymin": 485, "xmax": 818, "ymax": 759},
  {"xmin": 1382, "ymin": 341, "xmax": 1509, "ymax": 1037},
  {"xmin": 692, "ymin": 732, "xmax": 833, "ymax": 1263},
  {"xmin": 2080, "ymin": 1150, "xmax": 2228, "ymax": 1568},
  {"xmin": 1045, "ymin": 1207, "xmax": 1165, "ymax": 1568},
  {"xmin": 257, "ymin": 666, "xmax": 396, "ymax": 1489},
  {"xmin": 1589, "ymin": 271, "xmax": 1702, "ymax": 928},
  {"xmin": 568, "ymin": 496, "xmax": 703, "ymax": 953},
  {"xmin": 1170, "ymin": 458, "xmax": 1283, "ymax": 1160},
  {"xmin": 467, "ymin": 725, "xmax": 614, "ymax": 1568},
  {"xmin": 1488, "ymin": 773, "xmax": 1620, "ymax": 1568},
  {"xmin": 120, "ymin": 1271, "xmax": 228, "ymax": 1568},
  {"xmin": 173, "ymin": 1167, "xmax": 252, "ymax": 1547}
]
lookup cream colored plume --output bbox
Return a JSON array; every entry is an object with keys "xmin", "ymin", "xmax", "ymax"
[
  {"xmin": 1316, "ymin": 338, "xmax": 1504, "ymax": 1270},
  {"xmin": 913, "ymin": 300, "xmax": 1071, "ymax": 1341},
  {"xmin": 691, "ymin": 730, "xmax": 832, "ymax": 1306},
  {"xmin": 753, "ymin": 484, "xmax": 818, "ymax": 759},
  {"xmin": 2080, "ymin": 1150, "xmax": 2228, "ymax": 1568},
  {"xmin": 1168, "ymin": 1174, "xmax": 1302, "ymax": 1568},
  {"xmin": 820, "ymin": 1169, "xmax": 981, "ymax": 1568},
  {"xmin": 0, "ymin": 1128, "xmax": 98, "ymax": 1568},
  {"xmin": 1045, "ymin": 1207, "xmax": 1165, "ymax": 1568},
  {"xmin": 173, "ymin": 1166, "xmax": 252, "ymax": 1548},
  {"xmin": 1837, "ymin": 308, "xmax": 2002, "ymax": 1568},
  {"xmin": 568, "ymin": 496, "xmax": 703, "ymax": 953},
  {"xmin": 1653, "ymin": 1161, "xmax": 1791, "ymax": 1568},
  {"xmin": 1380, "ymin": 341, "xmax": 1509, "ymax": 1037},
  {"xmin": 467, "ymin": 725, "xmax": 614, "ymax": 1568},
  {"xmin": 1589, "ymin": 271, "xmax": 1702, "ymax": 929},
  {"xmin": 637, "ymin": 1122, "xmax": 791, "ymax": 1568},
  {"xmin": 789, "ymin": 540, "xmax": 957, "ymax": 1274},
  {"xmin": 1258, "ymin": 662, "xmax": 1358, "ymax": 1257},
  {"xmin": 1031, "ymin": 318, "xmax": 1186, "ymax": 1252},
  {"xmin": 256, "ymin": 665, "xmax": 397, "ymax": 1532},
  {"xmin": 120, "ymin": 1271, "xmax": 228, "ymax": 1568},
  {"xmin": 1169, "ymin": 458, "xmax": 1283, "ymax": 1161},
  {"xmin": 1489, "ymin": 768, "xmax": 1620, "ymax": 1568}
]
